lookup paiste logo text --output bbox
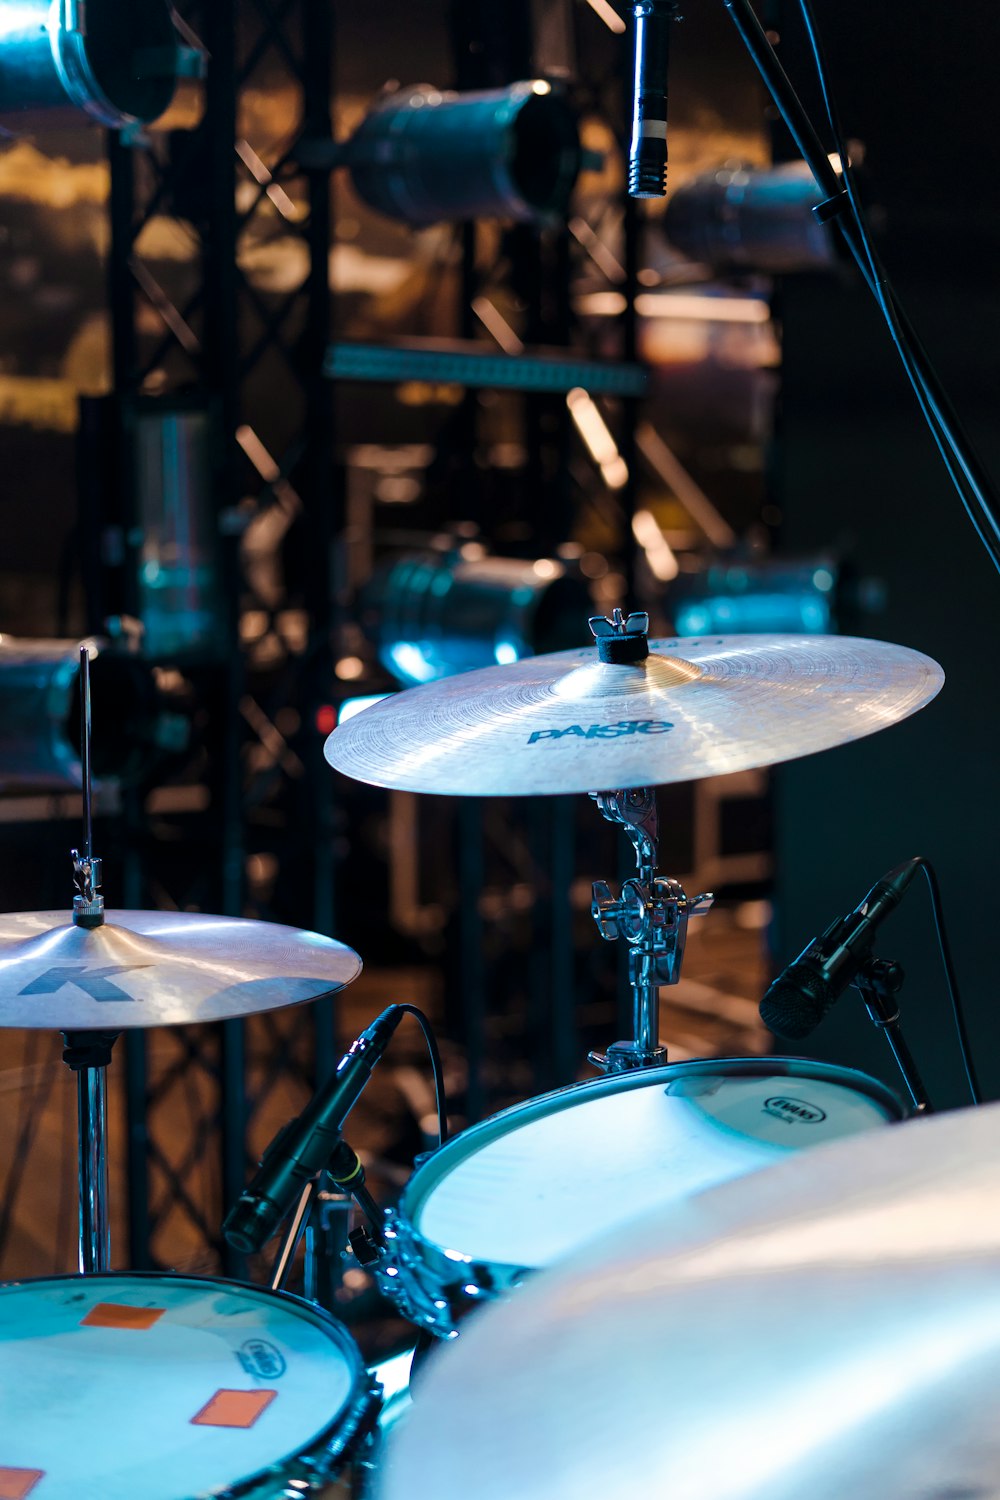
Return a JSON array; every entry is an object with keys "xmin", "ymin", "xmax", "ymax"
[{"xmin": 528, "ymin": 719, "xmax": 674, "ymax": 745}]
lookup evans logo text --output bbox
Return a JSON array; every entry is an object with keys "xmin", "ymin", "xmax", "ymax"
[
  {"xmin": 763, "ymin": 1095, "xmax": 827, "ymax": 1125},
  {"xmin": 528, "ymin": 719, "xmax": 674, "ymax": 746},
  {"xmin": 238, "ymin": 1339, "xmax": 287, "ymax": 1379}
]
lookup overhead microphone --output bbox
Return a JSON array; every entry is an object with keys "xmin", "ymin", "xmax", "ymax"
[
  {"xmin": 223, "ymin": 1005, "xmax": 405, "ymax": 1254},
  {"xmin": 760, "ymin": 858, "xmax": 922, "ymax": 1041},
  {"xmin": 628, "ymin": 0, "xmax": 681, "ymax": 198}
]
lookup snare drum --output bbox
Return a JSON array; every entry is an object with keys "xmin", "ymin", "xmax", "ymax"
[
  {"xmin": 0, "ymin": 1273, "xmax": 380, "ymax": 1499},
  {"xmin": 381, "ymin": 1057, "xmax": 905, "ymax": 1336}
]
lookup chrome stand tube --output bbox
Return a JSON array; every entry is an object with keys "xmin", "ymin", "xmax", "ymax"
[
  {"xmin": 77, "ymin": 1064, "xmax": 111, "ymax": 1273},
  {"xmin": 63, "ymin": 649, "xmax": 115, "ymax": 1273},
  {"xmin": 270, "ymin": 1180, "xmax": 316, "ymax": 1291},
  {"xmin": 63, "ymin": 1031, "xmax": 118, "ymax": 1273}
]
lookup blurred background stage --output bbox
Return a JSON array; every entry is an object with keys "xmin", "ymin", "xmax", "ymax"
[{"xmin": 0, "ymin": 0, "xmax": 996, "ymax": 1362}]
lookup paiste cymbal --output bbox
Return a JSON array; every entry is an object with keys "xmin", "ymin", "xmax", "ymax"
[
  {"xmin": 326, "ymin": 634, "xmax": 944, "ymax": 796},
  {"xmin": 0, "ymin": 910, "xmax": 361, "ymax": 1029},
  {"xmin": 380, "ymin": 1101, "xmax": 1000, "ymax": 1500}
]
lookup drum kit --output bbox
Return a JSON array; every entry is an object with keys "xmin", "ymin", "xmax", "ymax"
[{"xmin": 1, "ymin": 613, "xmax": 989, "ymax": 1500}]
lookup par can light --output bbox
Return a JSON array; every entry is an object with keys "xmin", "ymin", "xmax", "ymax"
[
  {"xmin": 363, "ymin": 550, "xmax": 591, "ymax": 687},
  {"xmin": 0, "ymin": 0, "xmax": 181, "ymax": 131},
  {"xmin": 0, "ymin": 637, "xmax": 188, "ymax": 791},
  {"xmin": 333, "ymin": 81, "xmax": 581, "ymax": 228},
  {"xmin": 665, "ymin": 162, "xmax": 838, "ymax": 275}
]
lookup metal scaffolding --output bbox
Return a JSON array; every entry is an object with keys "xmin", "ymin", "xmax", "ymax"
[{"xmin": 103, "ymin": 0, "xmax": 337, "ymax": 1272}]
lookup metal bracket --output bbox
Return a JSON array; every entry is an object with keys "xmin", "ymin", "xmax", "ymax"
[
  {"xmin": 591, "ymin": 786, "xmax": 658, "ymax": 871},
  {"xmin": 590, "ymin": 782, "xmax": 713, "ymax": 1072}
]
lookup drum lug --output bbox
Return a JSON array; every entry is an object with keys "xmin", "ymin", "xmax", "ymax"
[{"xmin": 590, "ymin": 1040, "xmax": 669, "ymax": 1073}]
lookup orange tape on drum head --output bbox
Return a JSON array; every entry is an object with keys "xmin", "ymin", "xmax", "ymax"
[
  {"xmin": 80, "ymin": 1303, "xmax": 165, "ymax": 1331},
  {"xmin": 190, "ymin": 1390, "xmax": 278, "ymax": 1429},
  {"xmin": 0, "ymin": 1469, "xmax": 45, "ymax": 1500}
]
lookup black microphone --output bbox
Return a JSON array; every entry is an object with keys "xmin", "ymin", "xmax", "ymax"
[
  {"xmin": 628, "ymin": 1, "xmax": 680, "ymax": 198},
  {"xmin": 760, "ymin": 858, "xmax": 922, "ymax": 1040},
  {"xmin": 223, "ymin": 1005, "xmax": 405, "ymax": 1254}
]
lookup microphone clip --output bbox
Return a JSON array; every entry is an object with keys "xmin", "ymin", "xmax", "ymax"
[{"xmin": 852, "ymin": 955, "xmax": 932, "ymax": 1114}]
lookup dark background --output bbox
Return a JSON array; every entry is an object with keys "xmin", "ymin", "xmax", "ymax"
[{"xmin": 772, "ymin": 0, "xmax": 1000, "ymax": 1108}]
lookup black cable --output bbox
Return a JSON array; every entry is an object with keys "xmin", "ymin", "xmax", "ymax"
[
  {"xmin": 908, "ymin": 857, "xmax": 982, "ymax": 1107},
  {"xmin": 794, "ymin": 0, "xmax": 1000, "ymax": 573},
  {"xmin": 394, "ymin": 1002, "xmax": 449, "ymax": 1145}
]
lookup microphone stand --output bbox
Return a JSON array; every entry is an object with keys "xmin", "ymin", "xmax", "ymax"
[
  {"xmin": 717, "ymin": 0, "xmax": 998, "ymax": 526},
  {"xmin": 268, "ymin": 1140, "xmax": 387, "ymax": 1311},
  {"xmin": 853, "ymin": 956, "xmax": 933, "ymax": 1114}
]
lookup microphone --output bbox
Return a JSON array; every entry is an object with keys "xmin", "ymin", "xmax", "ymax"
[
  {"xmin": 760, "ymin": 858, "xmax": 922, "ymax": 1040},
  {"xmin": 628, "ymin": 1, "xmax": 681, "ymax": 198},
  {"xmin": 223, "ymin": 1005, "xmax": 405, "ymax": 1254}
]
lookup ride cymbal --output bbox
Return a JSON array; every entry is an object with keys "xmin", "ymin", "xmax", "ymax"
[
  {"xmin": 0, "ymin": 909, "xmax": 361, "ymax": 1029},
  {"xmin": 326, "ymin": 634, "xmax": 944, "ymax": 796},
  {"xmin": 379, "ymin": 1100, "xmax": 1000, "ymax": 1500}
]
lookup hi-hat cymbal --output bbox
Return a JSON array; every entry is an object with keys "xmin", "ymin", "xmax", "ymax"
[
  {"xmin": 0, "ymin": 910, "xmax": 362, "ymax": 1029},
  {"xmin": 326, "ymin": 634, "xmax": 944, "ymax": 796},
  {"xmin": 379, "ymin": 1101, "xmax": 1000, "ymax": 1500}
]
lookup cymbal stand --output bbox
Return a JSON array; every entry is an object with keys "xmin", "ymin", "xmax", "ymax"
[
  {"xmin": 61, "ymin": 644, "xmax": 117, "ymax": 1274},
  {"xmin": 589, "ymin": 785, "xmax": 713, "ymax": 1072}
]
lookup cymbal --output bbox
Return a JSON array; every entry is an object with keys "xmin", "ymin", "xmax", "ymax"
[
  {"xmin": 326, "ymin": 633, "xmax": 944, "ymax": 796},
  {"xmin": 380, "ymin": 1101, "xmax": 1000, "ymax": 1500},
  {"xmin": 0, "ymin": 910, "xmax": 362, "ymax": 1029}
]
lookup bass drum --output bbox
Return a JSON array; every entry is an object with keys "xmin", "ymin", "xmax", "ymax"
[
  {"xmin": 0, "ymin": 1273, "xmax": 380, "ymax": 1499},
  {"xmin": 381, "ymin": 1056, "xmax": 906, "ymax": 1336}
]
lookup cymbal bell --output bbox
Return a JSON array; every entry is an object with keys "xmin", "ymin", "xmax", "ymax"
[
  {"xmin": 325, "ymin": 633, "xmax": 944, "ymax": 796},
  {"xmin": 0, "ymin": 909, "xmax": 362, "ymax": 1030},
  {"xmin": 380, "ymin": 1101, "xmax": 1000, "ymax": 1500}
]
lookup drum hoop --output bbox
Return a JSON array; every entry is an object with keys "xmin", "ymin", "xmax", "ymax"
[
  {"xmin": 402, "ymin": 1055, "xmax": 907, "ymax": 1218},
  {"xmin": 379, "ymin": 1057, "xmax": 907, "ymax": 1337},
  {"xmin": 0, "ymin": 1270, "xmax": 382, "ymax": 1498}
]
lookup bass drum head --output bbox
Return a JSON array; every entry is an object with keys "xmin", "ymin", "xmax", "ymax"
[
  {"xmin": 410, "ymin": 1058, "xmax": 904, "ymax": 1272},
  {"xmin": 0, "ymin": 1273, "xmax": 372, "ymax": 1500}
]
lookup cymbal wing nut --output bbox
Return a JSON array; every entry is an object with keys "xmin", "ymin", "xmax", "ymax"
[{"xmin": 591, "ymin": 880, "xmax": 623, "ymax": 941}]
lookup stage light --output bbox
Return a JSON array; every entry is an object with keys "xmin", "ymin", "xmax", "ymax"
[
  {"xmin": 0, "ymin": 0, "xmax": 186, "ymax": 132},
  {"xmin": 132, "ymin": 404, "xmax": 228, "ymax": 661},
  {"xmin": 664, "ymin": 162, "xmax": 839, "ymax": 275},
  {"xmin": 304, "ymin": 81, "xmax": 580, "ymax": 228},
  {"xmin": 670, "ymin": 556, "xmax": 843, "ymax": 637},
  {"xmin": 0, "ymin": 636, "xmax": 189, "ymax": 790},
  {"xmin": 362, "ymin": 550, "xmax": 591, "ymax": 688}
]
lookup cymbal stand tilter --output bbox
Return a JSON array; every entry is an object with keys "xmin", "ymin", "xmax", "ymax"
[
  {"xmin": 585, "ymin": 613, "xmax": 713, "ymax": 1073},
  {"xmin": 62, "ymin": 645, "xmax": 118, "ymax": 1273}
]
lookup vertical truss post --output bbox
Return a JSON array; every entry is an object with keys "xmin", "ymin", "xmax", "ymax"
[
  {"xmin": 104, "ymin": 0, "xmax": 342, "ymax": 1272},
  {"xmin": 301, "ymin": 0, "xmax": 337, "ymax": 1073},
  {"xmin": 200, "ymin": 0, "xmax": 247, "ymax": 1280}
]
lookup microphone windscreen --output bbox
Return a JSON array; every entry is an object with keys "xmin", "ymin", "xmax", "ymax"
[{"xmin": 759, "ymin": 966, "xmax": 833, "ymax": 1040}]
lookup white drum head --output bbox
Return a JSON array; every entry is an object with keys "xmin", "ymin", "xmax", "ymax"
[
  {"xmin": 414, "ymin": 1064, "xmax": 898, "ymax": 1270},
  {"xmin": 0, "ymin": 1274, "xmax": 363, "ymax": 1500}
]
